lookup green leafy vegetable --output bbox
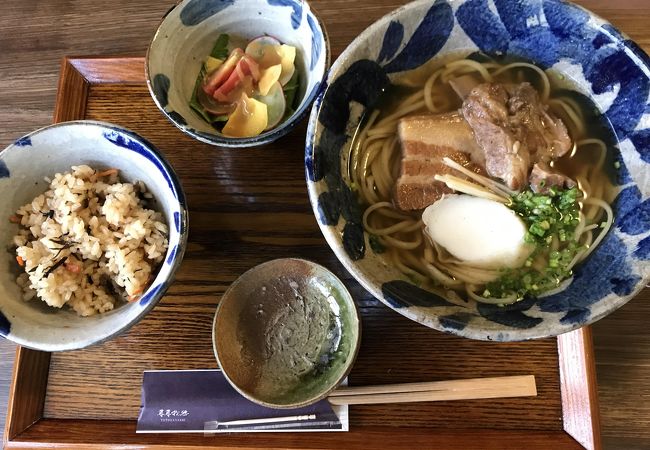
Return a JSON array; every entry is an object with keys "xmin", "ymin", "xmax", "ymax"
[
  {"xmin": 210, "ymin": 34, "xmax": 230, "ymax": 59},
  {"xmin": 485, "ymin": 187, "xmax": 585, "ymax": 301},
  {"xmin": 189, "ymin": 65, "xmax": 214, "ymax": 123},
  {"xmin": 189, "ymin": 34, "xmax": 231, "ymax": 124},
  {"xmin": 189, "ymin": 78, "xmax": 228, "ymax": 126},
  {"xmin": 282, "ymin": 70, "xmax": 300, "ymax": 119}
]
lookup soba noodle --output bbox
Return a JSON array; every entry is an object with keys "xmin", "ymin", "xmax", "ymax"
[{"xmin": 350, "ymin": 58, "xmax": 614, "ymax": 305}]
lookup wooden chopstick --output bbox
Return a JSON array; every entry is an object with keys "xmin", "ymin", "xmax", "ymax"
[{"xmin": 328, "ymin": 375, "xmax": 536, "ymax": 405}]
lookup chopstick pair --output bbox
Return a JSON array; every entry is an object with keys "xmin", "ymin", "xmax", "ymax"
[
  {"xmin": 328, "ymin": 375, "xmax": 537, "ymax": 405},
  {"xmin": 203, "ymin": 375, "xmax": 536, "ymax": 432}
]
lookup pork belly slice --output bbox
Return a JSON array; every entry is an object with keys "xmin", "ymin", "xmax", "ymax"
[
  {"xmin": 394, "ymin": 113, "xmax": 485, "ymax": 211},
  {"xmin": 398, "ymin": 112, "xmax": 485, "ymax": 166},
  {"xmin": 529, "ymin": 163, "xmax": 576, "ymax": 194},
  {"xmin": 462, "ymin": 82, "xmax": 572, "ymax": 190},
  {"xmin": 394, "ymin": 155, "xmax": 478, "ymax": 211}
]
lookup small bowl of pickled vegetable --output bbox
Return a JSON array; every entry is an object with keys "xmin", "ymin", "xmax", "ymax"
[{"xmin": 146, "ymin": 0, "xmax": 329, "ymax": 148}]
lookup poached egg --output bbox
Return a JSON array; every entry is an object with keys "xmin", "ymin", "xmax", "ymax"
[{"xmin": 422, "ymin": 195, "xmax": 534, "ymax": 269}]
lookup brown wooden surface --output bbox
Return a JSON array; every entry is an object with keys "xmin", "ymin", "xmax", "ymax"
[
  {"xmin": 10, "ymin": 421, "xmax": 584, "ymax": 450},
  {"xmin": 0, "ymin": 1, "xmax": 649, "ymax": 449},
  {"xmin": 0, "ymin": 345, "xmax": 13, "ymax": 445},
  {"xmin": 3, "ymin": 348, "xmax": 50, "ymax": 446},
  {"xmin": 559, "ymin": 327, "xmax": 601, "ymax": 450}
]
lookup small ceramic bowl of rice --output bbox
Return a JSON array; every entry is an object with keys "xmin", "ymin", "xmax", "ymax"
[{"xmin": 0, "ymin": 121, "xmax": 188, "ymax": 351}]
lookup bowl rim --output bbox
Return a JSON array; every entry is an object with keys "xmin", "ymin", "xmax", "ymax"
[
  {"xmin": 0, "ymin": 119, "xmax": 189, "ymax": 351},
  {"xmin": 304, "ymin": 0, "xmax": 650, "ymax": 341},
  {"xmin": 212, "ymin": 257, "xmax": 361, "ymax": 409},
  {"xmin": 144, "ymin": 0, "xmax": 332, "ymax": 148}
]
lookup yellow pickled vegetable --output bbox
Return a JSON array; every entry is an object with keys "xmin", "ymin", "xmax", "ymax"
[
  {"xmin": 278, "ymin": 45, "xmax": 296, "ymax": 86},
  {"xmin": 258, "ymin": 64, "xmax": 282, "ymax": 96},
  {"xmin": 222, "ymin": 94, "xmax": 268, "ymax": 137},
  {"xmin": 205, "ymin": 56, "xmax": 224, "ymax": 74}
]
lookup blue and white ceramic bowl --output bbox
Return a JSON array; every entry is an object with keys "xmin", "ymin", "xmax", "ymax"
[
  {"xmin": 0, "ymin": 121, "xmax": 188, "ymax": 351},
  {"xmin": 306, "ymin": 0, "xmax": 650, "ymax": 341},
  {"xmin": 146, "ymin": 0, "xmax": 329, "ymax": 148}
]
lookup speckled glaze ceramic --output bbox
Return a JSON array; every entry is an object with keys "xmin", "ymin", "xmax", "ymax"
[
  {"xmin": 213, "ymin": 258, "xmax": 360, "ymax": 408},
  {"xmin": 146, "ymin": 0, "xmax": 329, "ymax": 148},
  {"xmin": 0, "ymin": 121, "xmax": 188, "ymax": 351},
  {"xmin": 306, "ymin": 0, "xmax": 650, "ymax": 341}
]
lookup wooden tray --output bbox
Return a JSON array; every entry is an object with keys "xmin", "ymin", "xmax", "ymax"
[{"xmin": 3, "ymin": 57, "xmax": 600, "ymax": 450}]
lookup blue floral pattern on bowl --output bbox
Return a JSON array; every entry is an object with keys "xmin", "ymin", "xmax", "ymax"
[
  {"xmin": 147, "ymin": 0, "xmax": 329, "ymax": 148},
  {"xmin": 0, "ymin": 121, "xmax": 188, "ymax": 351},
  {"xmin": 306, "ymin": 0, "xmax": 650, "ymax": 341}
]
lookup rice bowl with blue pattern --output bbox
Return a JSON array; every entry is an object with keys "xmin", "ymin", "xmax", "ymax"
[
  {"xmin": 306, "ymin": 0, "xmax": 650, "ymax": 341},
  {"xmin": 0, "ymin": 121, "xmax": 188, "ymax": 351},
  {"xmin": 146, "ymin": 0, "xmax": 329, "ymax": 148}
]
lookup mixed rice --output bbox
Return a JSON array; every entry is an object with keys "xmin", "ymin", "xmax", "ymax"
[{"xmin": 11, "ymin": 165, "xmax": 169, "ymax": 316}]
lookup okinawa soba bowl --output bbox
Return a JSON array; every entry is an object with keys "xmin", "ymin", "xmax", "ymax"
[
  {"xmin": 146, "ymin": 0, "xmax": 329, "ymax": 148},
  {"xmin": 306, "ymin": 0, "xmax": 650, "ymax": 341},
  {"xmin": 0, "ymin": 121, "xmax": 188, "ymax": 351}
]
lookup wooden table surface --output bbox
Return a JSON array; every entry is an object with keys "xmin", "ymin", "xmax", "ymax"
[{"xmin": 0, "ymin": 1, "xmax": 649, "ymax": 449}]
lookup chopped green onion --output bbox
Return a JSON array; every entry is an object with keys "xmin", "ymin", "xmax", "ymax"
[{"xmin": 485, "ymin": 187, "xmax": 584, "ymax": 301}]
